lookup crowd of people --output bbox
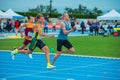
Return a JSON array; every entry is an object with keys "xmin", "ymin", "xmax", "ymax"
[
  {"xmin": 0, "ymin": 14, "xmax": 119, "ymax": 37},
  {"xmin": 74, "ymin": 20, "xmax": 116, "ymax": 36},
  {"xmin": 0, "ymin": 19, "xmax": 22, "ymax": 35}
]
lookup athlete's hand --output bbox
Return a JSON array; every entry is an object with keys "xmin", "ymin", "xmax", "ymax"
[
  {"xmin": 71, "ymin": 26, "xmax": 76, "ymax": 32},
  {"xmin": 20, "ymin": 34, "xmax": 23, "ymax": 38},
  {"xmin": 49, "ymin": 34, "xmax": 54, "ymax": 38}
]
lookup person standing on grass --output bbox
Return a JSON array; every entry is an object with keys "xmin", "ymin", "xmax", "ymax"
[
  {"xmin": 11, "ymin": 14, "xmax": 55, "ymax": 69},
  {"xmin": 52, "ymin": 13, "xmax": 75, "ymax": 65}
]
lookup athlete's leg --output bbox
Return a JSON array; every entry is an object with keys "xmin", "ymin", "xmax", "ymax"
[
  {"xmin": 62, "ymin": 40, "xmax": 75, "ymax": 53},
  {"xmin": 18, "ymin": 39, "xmax": 31, "ymax": 50},
  {"xmin": 52, "ymin": 40, "xmax": 75, "ymax": 65},
  {"xmin": 36, "ymin": 40, "xmax": 55, "ymax": 68},
  {"xmin": 18, "ymin": 44, "xmax": 26, "ymax": 50},
  {"xmin": 42, "ymin": 46, "xmax": 55, "ymax": 68},
  {"xmin": 61, "ymin": 47, "xmax": 75, "ymax": 53},
  {"xmin": 11, "ymin": 49, "xmax": 31, "ymax": 60},
  {"xmin": 42, "ymin": 46, "xmax": 50, "ymax": 63},
  {"xmin": 12, "ymin": 48, "xmax": 31, "ymax": 55},
  {"xmin": 52, "ymin": 39, "xmax": 62, "ymax": 65},
  {"xmin": 52, "ymin": 51, "xmax": 61, "ymax": 65},
  {"xmin": 19, "ymin": 49, "xmax": 31, "ymax": 54}
]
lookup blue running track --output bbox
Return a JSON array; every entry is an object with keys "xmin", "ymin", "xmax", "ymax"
[{"xmin": 0, "ymin": 51, "xmax": 120, "ymax": 80}]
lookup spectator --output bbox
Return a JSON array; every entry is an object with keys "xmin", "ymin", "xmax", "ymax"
[
  {"xmin": 107, "ymin": 25, "xmax": 113, "ymax": 35},
  {"xmin": 52, "ymin": 21, "xmax": 56, "ymax": 32},
  {"xmin": 70, "ymin": 16, "xmax": 76, "ymax": 28},
  {"xmin": 3, "ymin": 22, "xmax": 7, "ymax": 32},
  {"xmin": 94, "ymin": 22, "xmax": 99, "ymax": 36},
  {"xmin": 44, "ymin": 14, "xmax": 49, "ymax": 22},
  {"xmin": 100, "ymin": 25, "xmax": 106, "ymax": 35},
  {"xmin": 87, "ymin": 20, "xmax": 91, "ymax": 26},
  {"xmin": 0, "ymin": 21, "xmax": 4, "ymax": 32},
  {"xmin": 6, "ymin": 19, "xmax": 9, "ymax": 32},
  {"xmin": 80, "ymin": 21, "xmax": 85, "ymax": 34},
  {"xmin": 14, "ymin": 20, "xmax": 19, "ymax": 35},
  {"xmin": 44, "ymin": 20, "xmax": 48, "ymax": 33},
  {"xmin": 75, "ymin": 22, "xmax": 80, "ymax": 32},
  {"xmin": 58, "ymin": 15, "xmax": 62, "ymax": 20},
  {"xmin": 9, "ymin": 19, "xmax": 12, "ymax": 31},
  {"xmin": 114, "ymin": 23, "xmax": 118, "ymax": 28},
  {"xmin": 89, "ymin": 24, "xmax": 94, "ymax": 35},
  {"xmin": 6, "ymin": 19, "xmax": 12, "ymax": 32}
]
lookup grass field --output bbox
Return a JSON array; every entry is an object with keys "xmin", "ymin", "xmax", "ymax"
[{"xmin": 0, "ymin": 36, "xmax": 120, "ymax": 58}]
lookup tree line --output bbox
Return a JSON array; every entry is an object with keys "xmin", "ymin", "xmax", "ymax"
[
  {"xmin": 28, "ymin": 4, "xmax": 103, "ymax": 15},
  {"xmin": 17, "ymin": 4, "xmax": 103, "ymax": 19}
]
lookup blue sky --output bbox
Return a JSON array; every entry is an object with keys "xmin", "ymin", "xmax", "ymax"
[{"xmin": 0, "ymin": 0, "xmax": 120, "ymax": 13}]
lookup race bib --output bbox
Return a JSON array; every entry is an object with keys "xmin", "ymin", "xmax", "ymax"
[{"xmin": 28, "ymin": 32, "xmax": 34, "ymax": 37}]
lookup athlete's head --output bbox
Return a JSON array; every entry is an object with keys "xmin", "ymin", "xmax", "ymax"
[
  {"xmin": 63, "ymin": 13, "xmax": 69, "ymax": 21},
  {"xmin": 27, "ymin": 16, "xmax": 34, "ymax": 23},
  {"xmin": 36, "ymin": 14, "xmax": 44, "ymax": 24}
]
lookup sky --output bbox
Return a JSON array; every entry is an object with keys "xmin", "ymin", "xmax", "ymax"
[{"xmin": 0, "ymin": 0, "xmax": 120, "ymax": 13}]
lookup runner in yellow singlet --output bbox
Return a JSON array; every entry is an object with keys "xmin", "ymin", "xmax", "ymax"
[{"xmin": 11, "ymin": 14, "xmax": 55, "ymax": 69}]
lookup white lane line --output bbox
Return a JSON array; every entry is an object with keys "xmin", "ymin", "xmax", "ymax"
[
  {"xmin": 0, "ymin": 60, "xmax": 119, "ymax": 69},
  {"xmin": 0, "ymin": 50, "xmax": 120, "ymax": 60},
  {"xmin": 0, "ymin": 62, "xmax": 120, "ymax": 73},
  {"xmin": 0, "ymin": 66, "xmax": 120, "ymax": 76},
  {"xmin": 1, "ymin": 61, "xmax": 119, "ymax": 79}
]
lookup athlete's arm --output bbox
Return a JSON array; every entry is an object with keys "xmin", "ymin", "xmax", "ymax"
[
  {"xmin": 18, "ymin": 23, "xmax": 27, "ymax": 37},
  {"xmin": 36, "ymin": 24, "xmax": 54, "ymax": 38},
  {"xmin": 61, "ymin": 22, "xmax": 74, "ymax": 35}
]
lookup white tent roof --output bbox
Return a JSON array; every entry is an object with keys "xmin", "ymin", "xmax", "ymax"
[
  {"xmin": 4, "ymin": 9, "xmax": 24, "ymax": 18},
  {"xmin": 0, "ymin": 10, "xmax": 4, "ymax": 14},
  {"xmin": 0, "ymin": 10, "xmax": 4, "ymax": 18},
  {"xmin": 97, "ymin": 9, "xmax": 120, "ymax": 20},
  {"xmin": 0, "ymin": 10, "xmax": 12, "ymax": 18}
]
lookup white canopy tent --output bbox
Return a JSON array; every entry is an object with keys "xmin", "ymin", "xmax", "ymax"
[
  {"xmin": 0, "ymin": 10, "xmax": 4, "ymax": 14},
  {"xmin": 97, "ymin": 9, "xmax": 120, "ymax": 20},
  {"xmin": 0, "ymin": 10, "xmax": 4, "ymax": 18},
  {"xmin": 4, "ymin": 9, "xmax": 24, "ymax": 18},
  {"xmin": 0, "ymin": 10, "xmax": 12, "ymax": 18}
]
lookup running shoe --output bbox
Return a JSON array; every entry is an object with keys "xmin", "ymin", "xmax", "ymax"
[
  {"xmin": 28, "ymin": 53, "xmax": 32, "ymax": 59},
  {"xmin": 11, "ymin": 49, "xmax": 18, "ymax": 60},
  {"xmin": 47, "ymin": 64, "xmax": 56, "ymax": 69}
]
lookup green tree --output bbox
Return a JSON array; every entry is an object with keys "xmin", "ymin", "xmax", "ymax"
[
  {"xmin": 65, "ymin": 7, "xmax": 73, "ymax": 14},
  {"xmin": 51, "ymin": 8, "xmax": 58, "ymax": 13},
  {"xmin": 92, "ymin": 7, "xmax": 103, "ymax": 15},
  {"xmin": 29, "ymin": 4, "xmax": 58, "ymax": 13},
  {"xmin": 78, "ymin": 4, "xmax": 82, "ymax": 14}
]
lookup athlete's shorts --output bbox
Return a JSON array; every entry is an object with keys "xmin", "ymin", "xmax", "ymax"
[
  {"xmin": 29, "ymin": 38, "xmax": 46, "ymax": 51},
  {"xmin": 57, "ymin": 39, "xmax": 73, "ymax": 51},
  {"xmin": 23, "ymin": 39, "xmax": 31, "ymax": 45}
]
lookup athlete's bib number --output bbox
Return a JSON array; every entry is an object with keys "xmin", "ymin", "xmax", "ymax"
[{"xmin": 28, "ymin": 32, "xmax": 33, "ymax": 37}]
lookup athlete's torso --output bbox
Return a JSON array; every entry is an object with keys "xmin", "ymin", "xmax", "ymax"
[
  {"xmin": 24, "ymin": 22, "xmax": 34, "ymax": 40},
  {"xmin": 58, "ymin": 21, "xmax": 70, "ymax": 40}
]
